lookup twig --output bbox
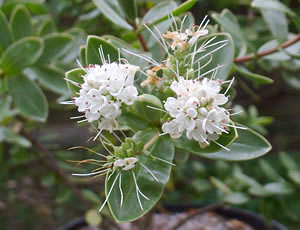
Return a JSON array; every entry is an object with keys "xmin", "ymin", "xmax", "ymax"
[
  {"xmin": 132, "ymin": 22, "xmax": 149, "ymax": 51},
  {"xmin": 169, "ymin": 203, "xmax": 225, "ymax": 230},
  {"xmin": 21, "ymin": 129, "xmax": 91, "ymax": 206},
  {"xmin": 234, "ymin": 34, "xmax": 300, "ymax": 63}
]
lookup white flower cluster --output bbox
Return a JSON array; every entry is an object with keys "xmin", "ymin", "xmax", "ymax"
[
  {"xmin": 74, "ymin": 62, "xmax": 139, "ymax": 131},
  {"xmin": 162, "ymin": 77, "xmax": 231, "ymax": 148},
  {"xmin": 114, "ymin": 157, "xmax": 138, "ymax": 171}
]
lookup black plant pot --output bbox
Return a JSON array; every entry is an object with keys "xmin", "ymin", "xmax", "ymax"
[{"xmin": 57, "ymin": 205, "xmax": 288, "ymax": 230}]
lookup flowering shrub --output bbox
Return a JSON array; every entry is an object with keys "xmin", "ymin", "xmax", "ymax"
[{"xmin": 63, "ymin": 1, "xmax": 272, "ymax": 222}]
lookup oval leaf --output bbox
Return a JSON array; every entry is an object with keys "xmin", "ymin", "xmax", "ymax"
[
  {"xmin": 199, "ymin": 126, "xmax": 272, "ymax": 161},
  {"xmin": 86, "ymin": 35, "xmax": 119, "ymax": 65},
  {"xmin": 0, "ymin": 37, "xmax": 43, "ymax": 77},
  {"xmin": 195, "ymin": 33, "xmax": 234, "ymax": 81},
  {"xmin": 38, "ymin": 33, "xmax": 73, "ymax": 64},
  {"xmin": 92, "ymin": 0, "xmax": 132, "ymax": 30},
  {"xmin": 0, "ymin": 9, "xmax": 13, "ymax": 54},
  {"xmin": 174, "ymin": 125, "xmax": 238, "ymax": 154},
  {"xmin": 24, "ymin": 66, "xmax": 68, "ymax": 95},
  {"xmin": 10, "ymin": 5, "xmax": 33, "ymax": 40},
  {"xmin": 142, "ymin": 1, "xmax": 177, "ymax": 24},
  {"xmin": 65, "ymin": 68, "xmax": 85, "ymax": 96},
  {"xmin": 38, "ymin": 18, "xmax": 56, "ymax": 36},
  {"xmin": 7, "ymin": 74, "xmax": 48, "ymax": 122},
  {"xmin": 107, "ymin": 132, "xmax": 175, "ymax": 222}
]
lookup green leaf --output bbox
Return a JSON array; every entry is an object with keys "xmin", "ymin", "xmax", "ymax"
[
  {"xmin": 0, "ymin": 96, "xmax": 16, "ymax": 122},
  {"xmin": 0, "ymin": 10, "xmax": 13, "ymax": 54},
  {"xmin": 7, "ymin": 74, "xmax": 48, "ymax": 122},
  {"xmin": 200, "ymin": 126, "xmax": 271, "ymax": 161},
  {"xmin": 86, "ymin": 35, "xmax": 119, "ymax": 65},
  {"xmin": 279, "ymin": 152, "xmax": 299, "ymax": 171},
  {"xmin": 92, "ymin": 0, "xmax": 132, "ymax": 30},
  {"xmin": 118, "ymin": 111, "xmax": 152, "ymax": 132},
  {"xmin": 24, "ymin": 66, "xmax": 68, "ymax": 95},
  {"xmin": 10, "ymin": 5, "xmax": 33, "ymax": 40},
  {"xmin": 288, "ymin": 170, "xmax": 300, "ymax": 186},
  {"xmin": 259, "ymin": 159, "xmax": 282, "ymax": 181},
  {"xmin": 65, "ymin": 68, "xmax": 85, "ymax": 96},
  {"xmin": 0, "ymin": 126, "xmax": 31, "ymax": 147},
  {"xmin": 258, "ymin": 35, "xmax": 300, "ymax": 61},
  {"xmin": 118, "ymin": 0, "xmax": 137, "ymax": 22},
  {"xmin": 38, "ymin": 18, "xmax": 56, "ymax": 36},
  {"xmin": 80, "ymin": 45, "xmax": 86, "ymax": 66},
  {"xmin": 175, "ymin": 124, "xmax": 238, "ymax": 154},
  {"xmin": 261, "ymin": 7, "xmax": 288, "ymax": 42},
  {"xmin": 142, "ymin": 0, "xmax": 197, "ymax": 27},
  {"xmin": 38, "ymin": 33, "xmax": 73, "ymax": 64},
  {"xmin": 134, "ymin": 94, "xmax": 163, "ymax": 122},
  {"xmin": 224, "ymin": 192, "xmax": 249, "ymax": 205},
  {"xmin": 264, "ymin": 182, "xmax": 293, "ymax": 195},
  {"xmin": 211, "ymin": 9, "xmax": 247, "ymax": 56},
  {"xmin": 210, "ymin": 176, "xmax": 232, "ymax": 194},
  {"xmin": 195, "ymin": 33, "xmax": 234, "ymax": 81},
  {"xmin": 142, "ymin": 1, "xmax": 177, "ymax": 24},
  {"xmin": 0, "ymin": 37, "xmax": 43, "ymax": 77},
  {"xmin": 103, "ymin": 35, "xmax": 148, "ymax": 67},
  {"xmin": 233, "ymin": 64, "xmax": 273, "ymax": 85},
  {"xmin": 107, "ymin": 132, "xmax": 175, "ymax": 222},
  {"xmin": 251, "ymin": 0, "xmax": 296, "ymax": 17}
]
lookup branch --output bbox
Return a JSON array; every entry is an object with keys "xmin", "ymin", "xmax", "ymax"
[
  {"xmin": 170, "ymin": 203, "xmax": 225, "ymax": 230},
  {"xmin": 234, "ymin": 34, "xmax": 300, "ymax": 63},
  {"xmin": 132, "ymin": 22, "xmax": 149, "ymax": 52}
]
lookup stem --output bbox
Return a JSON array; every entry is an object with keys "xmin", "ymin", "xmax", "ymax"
[
  {"xmin": 132, "ymin": 22, "xmax": 149, "ymax": 51},
  {"xmin": 170, "ymin": 203, "xmax": 225, "ymax": 230},
  {"xmin": 234, "ymin": 34, "xmax": 300, "ymax": 63}
]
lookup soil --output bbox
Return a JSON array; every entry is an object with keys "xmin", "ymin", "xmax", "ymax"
[{"xmin": 78, "ymin": 211, "xmax": 254, "ymax": 230}]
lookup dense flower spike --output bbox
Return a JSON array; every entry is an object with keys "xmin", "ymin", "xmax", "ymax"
[
  {"xmin": 69, "ymin": 61, "xmax": 139, "ymax": 131},
  {"xmin": 162, "ymin": 77, "xmax": 231, "ymax": 148}
]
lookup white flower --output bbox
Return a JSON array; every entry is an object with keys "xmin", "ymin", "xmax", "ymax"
[
  {"xmin": 162, "ymin": 77, "xmax": 231, "ymax": 148},
  {"xmin": 114, "ymin": 157, "xmax": 138, "ymax": 171},
  {"xmin": 71, "ymin": 62, "xmax": 139, "ymax": 130}
]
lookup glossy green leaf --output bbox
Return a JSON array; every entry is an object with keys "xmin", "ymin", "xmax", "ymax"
[
  {"xmin": 0, "ymin": 37, "xmax": 43, "ymax": 77},
  {"xmin": 107, "ymin": 132, "xmax": 175, "ymax": 222},
  {"xmin": 142, "ymin": 1, "xmax": 177, "ymax": 24},
  {"xmin": 38, "ymin": 18, "xmax": 56, "ymax": 36},
  {"xmin": 86, "ymin": 35, "xmax": 119, "ymax": 65},
  {"xmin": 211, "ymin": 9, "xmax": 247, "ymax": 56},
  {"xmin": 175, "ymin": 125, "xmax": 237, "ymax": 154},
  {"xmin": 195, "ymin": 33, "xmax": 234, "ymax": 81},
  {"xmin": 0, "ymin": 10, "xmax": 13, "ymax": 54},
  {"xmin": 7, "ymin": 74, "xmax": 48, "ymax": 121},
  {"xmin": 134, "ymin": 94, "xmax": 162, "ymax": 122},
  {"xmin": 10, "ymin": 5, "xmax": 33, "ymax": 40},
  {"xmin": 118, "ymin": 0, "xmax": 137, "ymax": 22},
  {"xmin": 118, "ymin": 111, "xmax": 152, "ymax": 131},
  {"xmin": 0, "ymin": 126, "xmax": 31, "ymax": 147},
  {"xmin": 38, "ymin": 33, "xmax": 73, "ymax": 64},
  {"xmin": 233, "ymin": 64, "xmax": 273, "ymax": 85},
  {"xmin": 200, "ymin": 126, "xmax": 271, "ymax": 161},
  {"xmin": 92, "ymin": 0, "xmax": 132, "ymax": 30},
  {"xmin": 143, "ymin": 0, "xmax": 197, "ymax": 27},
  {"xmin": 65, "ymin": 68, "xmax": 85, "ymax": 96},
  {"xmin": 24, "ymin": 66, "xmax": 68, "ymax": 95}
]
